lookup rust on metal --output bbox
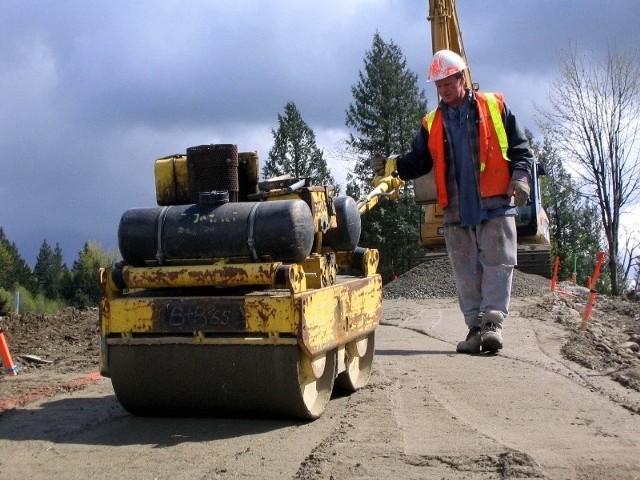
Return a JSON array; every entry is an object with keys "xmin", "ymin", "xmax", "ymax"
[
  {"xmin": 121, "ymin": 262, "xmax": 280, "ymax": 289},
  {"xmin": 297, "ymin": 275, "xmax": 382, "ymax": 357}
]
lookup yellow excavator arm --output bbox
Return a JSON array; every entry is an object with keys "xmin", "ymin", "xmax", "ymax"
[{"xmin": 428, "ymin": 0, "xmax": 476, "ymax": 91}]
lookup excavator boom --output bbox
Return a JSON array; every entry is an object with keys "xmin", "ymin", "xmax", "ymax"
[{"xmin": 428, "ymin": 0, "xmax": 475, "ymax": 91}]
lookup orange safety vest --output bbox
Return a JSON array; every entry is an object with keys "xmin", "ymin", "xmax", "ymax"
[{"xmin": 422, "ymin": 92, "xmax": 511, "ymax": 209}]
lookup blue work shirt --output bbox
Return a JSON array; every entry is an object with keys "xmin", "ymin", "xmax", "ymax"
[{"xmin": 443, "ymin": 98, "xmax": 513, "ymax": 227}]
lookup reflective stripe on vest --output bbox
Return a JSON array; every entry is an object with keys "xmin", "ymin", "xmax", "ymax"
[
  {"xmin": 426, "ymin": 109, "xmax": 436, "ymax": 132},
  {"xmin": 483, "ymin": 92, "xmax": 509, "ymax": 170}
]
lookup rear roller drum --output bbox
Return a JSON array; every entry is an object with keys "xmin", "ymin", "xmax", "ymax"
[
  {"xmin": 335, "ymin": 331, "xmax": 375, "ymax": 393},
  {"xmin": 108, "ymin": 343, "xmax": 337, "ymax": 420},
  {"xmin": 298, "ymin": 349, "xmax": 337, "ymax": 418}
]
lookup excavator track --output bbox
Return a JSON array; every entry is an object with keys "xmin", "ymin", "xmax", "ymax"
[{"xmin": 516, "ymin": 246, "xmax": 552, "ymax": 279}]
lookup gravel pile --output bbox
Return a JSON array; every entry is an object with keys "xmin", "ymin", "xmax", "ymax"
[{"xmin": 383, "ymin": 256, "xmax": 550, "ymax": 299}]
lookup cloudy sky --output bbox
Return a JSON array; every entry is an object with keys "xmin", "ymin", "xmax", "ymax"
[{"xmin": 1, "ymin": 0, "xmax": 639, "ymax": 267}]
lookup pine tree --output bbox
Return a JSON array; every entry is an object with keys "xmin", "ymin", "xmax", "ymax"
[
  {"xmin": 0, "ymin": 241, "xmax": 12, "ymax": 292},
  {"xmin": 34, "ymin": 239, "xmax": 55, "ymax": 296},
  {"xmin": 262, "ymin": 102, "xmax": 335, "ymax": 186},
  {"xmin": 344, "ymin": 32, "xmax": 427, "ymax": 282},
  {"xmin": 34, "ymin": 239, "xmax": 68, "ymax": 300},
  {"xmin": 61, "ymin": 241, "xmax": 118, "ymax": 308},
  {"xmin": 0, "ymin": 227, "xmax": 36, "ymax": 292},
  {"xmin": 346, "ymin": 32, "xmax": 427, "ymax": 193}
]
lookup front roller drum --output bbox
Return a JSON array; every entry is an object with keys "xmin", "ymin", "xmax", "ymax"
[
  {"xmin": 336, "ymin": 331, "xmax": 375, "ymax": 393},
  {"xmin": 108, "ymin": 343, "xmax": 337, "ymax": 419}
]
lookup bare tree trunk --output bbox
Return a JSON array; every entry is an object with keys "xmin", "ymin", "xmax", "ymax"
[{"xmin": 536, "ymin": 45, "xmax": 640, "ymax": 295}]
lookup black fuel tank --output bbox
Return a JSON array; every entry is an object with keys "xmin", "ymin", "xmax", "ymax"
[
  {"xmin": 323, "ymin": 195, "xmax": 361, "ymax": 251},
  {"xmin": 118, "ymin": 199, "xmax": 315, "ymax": 266}
]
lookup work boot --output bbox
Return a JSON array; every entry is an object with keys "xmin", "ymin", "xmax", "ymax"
[
  {"xmin": 456, "ymin": 326, "xmax": 482, "ymax": 354},
  {"xmin": 481, "ymin": 322, "xmax": 503, "ymax": 352}
]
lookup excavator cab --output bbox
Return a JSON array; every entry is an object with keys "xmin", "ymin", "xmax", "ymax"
[
  {"xmin": 516, "ymin": 160, "xmax": 547, "ymax": 238},
  {"xmin": 513, "ymin": 159, "xmax": 552, "ymax": 277}
]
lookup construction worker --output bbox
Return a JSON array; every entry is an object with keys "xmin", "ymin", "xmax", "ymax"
[{"xmin": 372, "ymin": 49, "xmax": 534, "ymax": 354}]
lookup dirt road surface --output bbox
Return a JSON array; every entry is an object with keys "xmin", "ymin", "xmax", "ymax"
[{"xmin": 1, "ymin": 295, "xmax": 639, "ymax": 480}]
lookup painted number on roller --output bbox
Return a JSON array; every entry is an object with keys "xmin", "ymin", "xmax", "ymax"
[{"xmin": 163, "ymin": 301, "xmax": 245, "ymax": 331}]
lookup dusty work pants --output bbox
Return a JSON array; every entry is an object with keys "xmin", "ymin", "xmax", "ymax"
[{"xmin": 444, "ymin": 216, "xmax": 517, "ymax": 329}]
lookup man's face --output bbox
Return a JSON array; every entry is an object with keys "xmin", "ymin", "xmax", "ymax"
[{"xmin": 434, "ymin": 74, "xmax": 466, "ymax": 107}]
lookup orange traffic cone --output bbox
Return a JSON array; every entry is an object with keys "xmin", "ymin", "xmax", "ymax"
[{"xmin": 0, "ymin": 328, "xmax": 20, "ymax": 376}]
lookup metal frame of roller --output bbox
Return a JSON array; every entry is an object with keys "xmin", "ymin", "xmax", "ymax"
[
  {"xmin": 99, "ymin": 144, "xmax": 402, "ymax": 419},
  {"xmin": 98, "ymin": 254, "xmax": 380, "ymax": 419}
]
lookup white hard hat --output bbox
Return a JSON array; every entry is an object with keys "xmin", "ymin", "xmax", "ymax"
[{"xmin": 427, "ymin": 50, "xmax": 467, "ymax": 82}]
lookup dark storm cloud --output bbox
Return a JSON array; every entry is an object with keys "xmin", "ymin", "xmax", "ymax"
[
  {"xmin": 3, "ymin": 1, "xmax": 412, "ymax": 131},
  {"xmin": 1, "ymin": 0, "xmax": 639, "ymax": 267}
]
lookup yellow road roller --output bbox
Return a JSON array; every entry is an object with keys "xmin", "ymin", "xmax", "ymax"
[{"xmin": 98, "ymin": 144, "xmax": 402, "ymax": 419}]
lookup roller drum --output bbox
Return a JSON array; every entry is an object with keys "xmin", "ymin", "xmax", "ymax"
[
  {"xmin": 118, "ymin": 199, "xmax": 315, "ymax": 266},
  {"xmin": 108, "ymin": 344, "xmax": 336, "ymax": 419}
]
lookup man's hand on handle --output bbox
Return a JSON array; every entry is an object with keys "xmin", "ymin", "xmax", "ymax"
[{"xmin": 371, "ymin": 153, "xmax": 398, "ymax": 177}]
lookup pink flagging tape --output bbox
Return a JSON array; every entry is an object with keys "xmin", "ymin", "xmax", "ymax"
[{"xmin": 0, "ymin": 370, "xmax": 102, "ymax": 412}]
